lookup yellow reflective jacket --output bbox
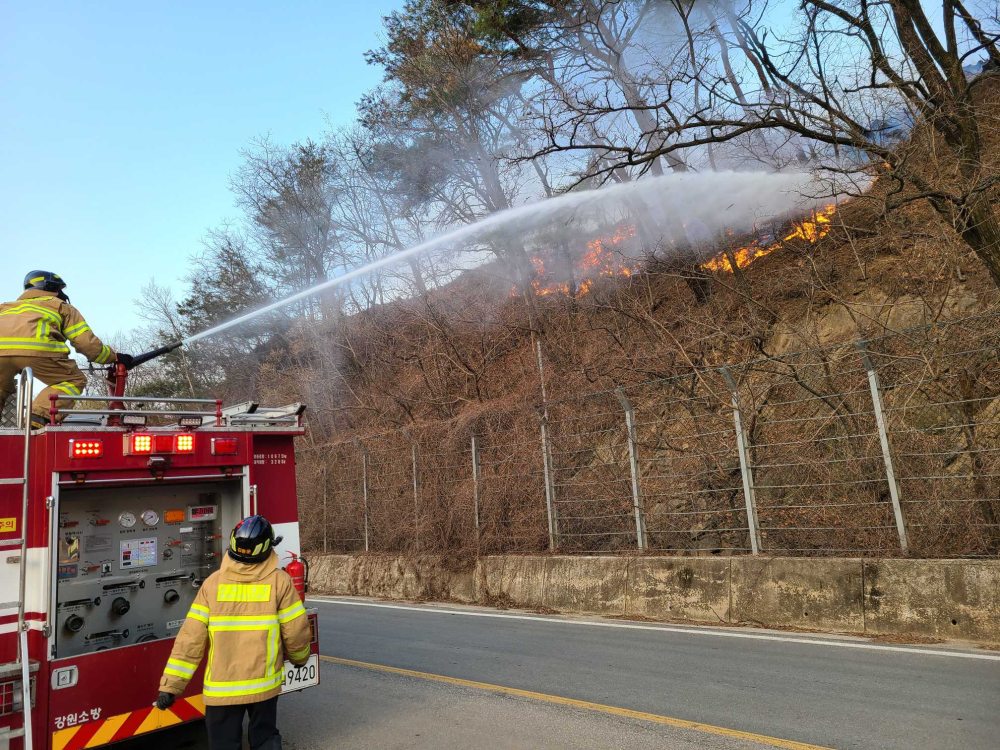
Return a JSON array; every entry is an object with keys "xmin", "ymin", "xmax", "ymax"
[
  {"xmin": 0, "ymin": 290, "xmax": 116, "ymax": 363},
  {"xmin": 159, "ymin": 552, "xmax": 312, "ymax": 706}
]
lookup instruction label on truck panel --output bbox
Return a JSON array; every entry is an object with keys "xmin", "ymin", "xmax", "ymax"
[
  {"xmin": 120, "ymin": 538, "xmax": 157, "ymax": 569},
  {"xmin": 84, "ymin": 535, "xmax": 111, "ymax": 554}
]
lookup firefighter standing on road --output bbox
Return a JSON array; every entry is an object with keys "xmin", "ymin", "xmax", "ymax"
[
  {"xmin": 0, "ymin": 270, "xmax": 133, "ymax": 425},
  {"xmin": 157, "ymin": 516, "xmax": 312, "ymax": 750}
]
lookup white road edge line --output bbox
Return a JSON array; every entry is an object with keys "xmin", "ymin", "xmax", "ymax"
[{"xmin": 307, "ymin": 596, "xmax": 1000, "ymax": 662}]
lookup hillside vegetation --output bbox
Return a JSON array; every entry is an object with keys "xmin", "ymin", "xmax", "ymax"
[
  {"xmin": 125, "ymin": 3, "xmax": 1000, "ymax": 560},
  {"xmin": 266, "ymin": 89, "xmax": 1000, "ymax": 560}
]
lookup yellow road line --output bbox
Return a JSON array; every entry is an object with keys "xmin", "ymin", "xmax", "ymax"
[{"xmin": 321, "ymin": 655, "xmax": 832, "ymax": 750}]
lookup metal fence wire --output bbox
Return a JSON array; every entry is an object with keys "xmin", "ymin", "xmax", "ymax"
[
  {"xmin": 0, "ymin": 370, "xmax": 32, "ymax": 428},
  {"xmin": 301, "ymin": 312, "xmax": 1000, "ymax": 559},
  {"xmin": 302, "ymin": 441, "xmax": 367, "ymax": 554},
  {"xmin": 628, "ymin": 370, "xmax": 752, "ymax": 555},
  {"xmin": 735, "ymin": 344, "xmax": 901, "ymax": 556},
  {"xmin": 546, "ymin": 390, "xmax": 634, "ymax": 552},
  {"xmin": 866, "ymin": 314, "xmax": 1000, "ymax": 557},
  {"xmin": 0, "ymin": 397, "xmax": 15, "ymax": 429},
  {"xmin": 472, "ymin": 410, "xmax": 549, "ymax": 555}
]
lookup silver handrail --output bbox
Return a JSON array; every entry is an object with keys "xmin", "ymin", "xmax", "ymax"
[
  {"xmin": 49, "ymin": 393, "xmax": 225, "ymax": 427},
  {"xmin": 66, "ymin": 395, "xmax": 219, "ymax": 405},
  {"xmin": 58, "ymin": 409, "xmax": 218, "ymax": 417},
  {"xmin": 17, "ymin": 368, "xmax": 34, "ymax": 749},
  {"xmin": 15, "ymin": 369, "xmax": 26, "ymax": 430},
  {"xmin": 16, "ymin": 368, "xmax": 32, "ymax": 650},
  {"xmin": 45, "ymin": 494, "xmax": 56, "ymax": 639},
  {"xmin": 228, "ymin": 415, "xmax": 300, "ymax": 423}
]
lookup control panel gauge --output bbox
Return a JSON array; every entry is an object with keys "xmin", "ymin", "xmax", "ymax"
[{"xmin": 56, "ymin": 487, "xmax": 228, "ymax": 659}]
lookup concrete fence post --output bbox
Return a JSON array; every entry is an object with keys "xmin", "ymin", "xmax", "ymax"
[
  {"xmin": 471, "ymin": 435, "xmax": 481, "ymax": 535},
  {"xmin": 615, "ymin": 388, "xmax": 648, "ymax": 550},
  {"xmin": 721, "ymin": 366, "xmax": 762, "ymax": 555},
  {"xmin": 536, "ymin": 341, "xmax": 559, "ymax": 550},
  {"xmin": 322, "ymin": 463, "xmax": 329, "ymax": 554},
  {"xmin": 411, "ymin": 442, "xmax": 420, "ymax": 554},
  {"xmin": 399, "ymin": 428, "xmax": 421, "ymax": 553},
  {"xmin": 855, "ymin": 342, "xmax": 909, "ymax": 552},
  {"xmin": 354, "ymin": 439, "xmax": 370, "ymax": 552},
  {"xmin": 538, "ymin": 416, "xmax": 560, "ymax": 551}
]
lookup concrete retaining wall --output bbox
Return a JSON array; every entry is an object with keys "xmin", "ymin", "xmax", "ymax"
[
  {"xmin": 307, "ymin": 554, "xmax": 1000, "ymax": 645},
  {"xmin": 730, "ymin": 557, "xmax": 865, "ymax": 633},
  {"xmin": 542, "ymin": 556, "xmax": 629, "ymax": 615},
  {"xmin": 626, "ymin": 558, "xmax": 730, "ymax": 623},
  {"xmin": 480, "ymin": 556, "xmax": 547, "ymax": 608},
  {"xmin": 862, "ymin": 559, "xmax": 1000, "ymax": 642},
  {"xmin": 308, "ymin": 554, "xmax": 476, "ymax": 603}
]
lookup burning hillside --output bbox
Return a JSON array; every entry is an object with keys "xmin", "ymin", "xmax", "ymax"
[
  {"xmin": 518, "ymin": 223, "xmax": 639, "ymax": 298},
  {"xmin": 515, "ymin": 205, "xmax": 841, "ymax": 298},
  {"xmin": 701, "ymin": 204, "xmax": 839, "ymax": 273}
]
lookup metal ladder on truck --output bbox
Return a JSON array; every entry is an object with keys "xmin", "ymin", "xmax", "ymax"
[{"xmin": 0, "ymin": 369, "xmax": 37, "ymax": 748}]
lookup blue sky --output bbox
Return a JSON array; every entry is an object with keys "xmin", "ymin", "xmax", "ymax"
[
  {"xmin": 0, "ymin": 1, "xmax": 401, "ymax": 344},
  {"xmin": 1, "ymin": 1, "xmax": 980, "ymax": 350}
]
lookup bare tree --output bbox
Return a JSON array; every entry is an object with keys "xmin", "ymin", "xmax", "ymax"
[{"xmin": 512, "ymin": 1, "xmax": 1000, "ymax": 285}]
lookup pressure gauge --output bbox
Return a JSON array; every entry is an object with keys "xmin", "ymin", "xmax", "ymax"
[
  {"xmin": 141, "ymin": 509, "xmax": 159, "ymax": 527},
  {"xmin": 118, "ymin": 512, "xmax": 137, "ymax": 529}
]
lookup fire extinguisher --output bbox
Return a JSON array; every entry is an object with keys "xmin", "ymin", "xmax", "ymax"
[{"xmin": 285, "ymin": 552, "xmax": 308, "ymax": 602}]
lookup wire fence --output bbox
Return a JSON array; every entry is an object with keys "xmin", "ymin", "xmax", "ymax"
[
  {"xmin": 299, "ymin": 311, "xmax": 1000, "ymax": 559},
  {"xmin": 3, "ymin": 312, "xmax": 996, "ymax": 559},
  {"xmin": 0, "ymin": 397, "xmax": 15, "ymax": 428}
]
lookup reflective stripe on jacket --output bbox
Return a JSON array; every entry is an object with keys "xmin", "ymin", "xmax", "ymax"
[
  {"xmin": 0, "ymin": 290, "xmax": 115, "ymax": 362},
  {"xmin": 159, "ymin": 551, "xmax": 312, "ymax": 706}
]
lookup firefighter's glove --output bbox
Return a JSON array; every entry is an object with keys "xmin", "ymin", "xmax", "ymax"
[
  {"xmin": 116, "ymin": 353, "xmax": 135, "ymax": 370},
  {"xmin": 156, "ymin": 692, "xmax": 176, "ymax": 710}
]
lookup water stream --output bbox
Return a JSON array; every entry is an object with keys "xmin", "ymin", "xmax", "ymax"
[{"xmin": 183, "ymin": 171, "xmax": 833, "ymax": 344}]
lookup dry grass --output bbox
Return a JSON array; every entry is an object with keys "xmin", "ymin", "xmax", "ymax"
[
  {"xmin": 532, "ymin": 606, "xmax": 561, "ymax": 615},
  {"xmin": 867, "ymin": 633, "xmax": 947, "ymax": 646}
]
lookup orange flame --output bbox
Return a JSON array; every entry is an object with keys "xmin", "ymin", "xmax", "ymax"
[
  {"xmin": 516, "ymin": 224, "xmax": 637, "ymax": 298},
  {"xmin": 702, "ymin": 204, "xmax": 838, "ymax": 274}
]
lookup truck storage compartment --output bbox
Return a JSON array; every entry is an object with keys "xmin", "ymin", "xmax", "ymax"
[{"xmin": 54, "ymin": 481, "xmax": 243, "ymax": 658}]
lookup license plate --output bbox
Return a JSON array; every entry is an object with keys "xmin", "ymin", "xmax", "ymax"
[{"xmin": 280, "ymin": 655, "xmax": 319, "ymax": 693}]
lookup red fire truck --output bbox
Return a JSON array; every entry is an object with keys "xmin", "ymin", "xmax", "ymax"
[{"xmin": 0, "ymin": 355, "xmax": 318, "ymax": 750}]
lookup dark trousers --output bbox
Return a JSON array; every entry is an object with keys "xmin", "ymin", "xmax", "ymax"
[{"xmin": 204, "ymin": 696, "xmax": 281, "ymax": 750}]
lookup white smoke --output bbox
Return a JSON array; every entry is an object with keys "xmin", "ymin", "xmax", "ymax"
[{"xmin": 185, "ymin": 171, "xmax": 837, "ymax": 344}]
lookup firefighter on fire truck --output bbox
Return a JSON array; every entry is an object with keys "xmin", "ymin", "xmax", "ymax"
[
  {"xmin": 157, "ymin": 515, "xmax": 312, "ymax": 750},
  {"xmin": 0, "ymin": 270, "xmax": 133, "ymax": 425}
]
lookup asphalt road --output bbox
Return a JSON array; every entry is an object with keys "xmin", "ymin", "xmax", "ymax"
[
  {"xmin": 130, "ymin": 597, "xmax": 1000, "ymax": 749},
  {"xmin": 157, "ymin": 661, "xmax": 784, "ymax": 750}
]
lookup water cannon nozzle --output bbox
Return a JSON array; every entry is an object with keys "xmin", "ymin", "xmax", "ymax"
[{"xmin": 130, "ymin": 341, "xmax": 184, "ymax": 369}]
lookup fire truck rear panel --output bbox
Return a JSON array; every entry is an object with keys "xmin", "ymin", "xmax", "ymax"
[
  {"xmin": 53, "ymin": 480, "xmax": 242, "ymax": 659},
  {"xmin": 0, "ymin": 419, "xmax": 314, "ymax": 750}
]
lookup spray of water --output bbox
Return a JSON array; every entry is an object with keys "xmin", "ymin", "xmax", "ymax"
[{"xmin": 183, "ymin": 171, "xmax": 835, "ymax": 344}]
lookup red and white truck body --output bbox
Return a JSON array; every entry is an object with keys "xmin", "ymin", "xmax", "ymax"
[{"xmin": 0, "ymin": 390, "xmax": 318, "ymax": 750}]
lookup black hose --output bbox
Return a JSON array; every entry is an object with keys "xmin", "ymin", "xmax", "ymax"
[{"xmin": 129, "ymin": 341, "xmax": 183, "ymax": 368}]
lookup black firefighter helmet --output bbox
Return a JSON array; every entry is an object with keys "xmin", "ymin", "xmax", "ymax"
[
  {"xmin": 228, "ymin": 515, "xmax": 283, "ymax": 564},
  {"xmin": 24, "ymin": 270, "xmax": 67, "ymax": 294}
]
